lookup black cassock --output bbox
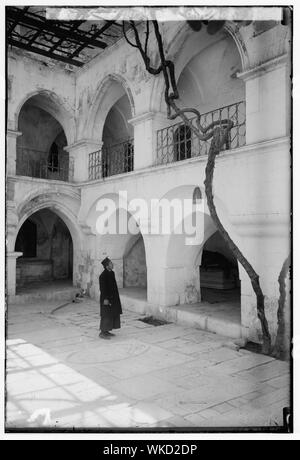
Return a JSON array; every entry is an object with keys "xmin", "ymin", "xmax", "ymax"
[{"xmin": 99, "ymin": 269, "xmax": 122, "ymax": 332}]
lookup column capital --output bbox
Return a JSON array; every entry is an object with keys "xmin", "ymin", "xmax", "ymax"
[
  {"xmin": 6, "ymin": 129, "xmax": 22, "ymax": 139},
  {"xmin": 128, "ymin": 111, "xmax": 167, "ymax": 126},
  {"xmin": 7, "ymin": 251, "xmax": 23, "ymax": 259},
  {"xmin": 237, "ymin": 54, "xmax": 289, "ymax": 82},
  {"xmin": 64, "ymin": 139, "xmax": 103, "ymax": 153}
]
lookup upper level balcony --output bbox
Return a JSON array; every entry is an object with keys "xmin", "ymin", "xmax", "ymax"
[
  {"xmin": 87, "ymin": 101, "xmax": 245, "ymax": 182},
  {"xmin": 156, "ymin": 101, "xmax": 246, "ymax": 165},
  {"xmin": 16, "ymin": 146, "xmax": 74, "ymax": 182},
  {"xmin": 88, "ymin": 138, "xmax": 134, "ymax": 181}
]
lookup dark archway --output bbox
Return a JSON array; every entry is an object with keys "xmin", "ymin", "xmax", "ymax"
[
  {"xmin": 200, "ymin": 231, "xmax": 240, "ymax": 307},
  {"xmin": 14, "ymin": 208, "xmax": 73, "ymax": 291},
  {"xmin": 123, "ymin": 234, "xmax": 147, "ymax": 289},
  {"xmin": 16, "ymin": 96, "xmax": 70, "ymax": 181},
  {"xmin": 15, "ymin": 219, "xmax": 37, "ymax": 258},
  {"xmin": 102, "ymin": 93, "xmax": 134, "ymax": 177}
]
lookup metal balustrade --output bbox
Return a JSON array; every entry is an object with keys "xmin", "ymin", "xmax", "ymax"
[
  {"xmin": 156, "ymin": 101, "xmax": 246, "ymax": 165},
  {"xmin": 88, "ymin": 139, "xmax": 134, "ymax": 181},
  {"xmin": 16, "ymin": 147, "xmax": 74, "ymax": 182}
]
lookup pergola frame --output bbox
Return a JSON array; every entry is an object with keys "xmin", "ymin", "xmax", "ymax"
[{"xmin": 6, "ymin": 6, "xmax": 125, "ymax": 67}]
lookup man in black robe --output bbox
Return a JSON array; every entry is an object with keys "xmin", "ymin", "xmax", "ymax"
[{"xmin": 99, "ymin": 257, "xmax": 122, "ymax": 339}]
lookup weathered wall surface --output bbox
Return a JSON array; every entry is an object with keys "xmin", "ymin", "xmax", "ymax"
[
  {"xmin": 16, "ymin": 259, "xmax": 53, "ymax": 287},
  {"xmin": 7, "ymin": 51, "xmax": 75, "ymax": 141},
  {"xmin": 15, "ymin": 209, "xmax": 73, "ymax": 286},
  {"xmin": 79, "ymin": 135, "xmax": 290, "ymax": 343},
  {"xmin": 17, "ymin": 104, "xmax": 68, "ymax": 175},
  {"xmin": 124, "ymin": 236, "xmax": 147, "ymax": 288}
]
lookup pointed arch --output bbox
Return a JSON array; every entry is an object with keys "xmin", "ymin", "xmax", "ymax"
[
  {"xmin": 15, "ymin": 89, "xmax": 76, "ymax": 145},
  {"xmin": 86, "ymin": 73, "xmax": 136, "ymax": 141},
  {"xmin": 150, "ymin": 21, "xmax": 248, "ymax": 113}
]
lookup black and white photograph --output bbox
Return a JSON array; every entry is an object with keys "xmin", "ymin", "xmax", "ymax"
[{"xmin": 3, "ymin": 2, "xmax": 294, "ymax": 438}]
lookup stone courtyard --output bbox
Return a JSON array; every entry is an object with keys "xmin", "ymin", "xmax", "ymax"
[{"xmin": 6, "ymin": 300, "xmax": 290, "ymax": 431}]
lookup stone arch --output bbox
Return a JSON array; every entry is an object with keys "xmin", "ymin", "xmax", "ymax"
[
  {"xmin": 150, "ymin": 21, "xmax": 248, "ymax": 114},
  {"xmin": 14, "ymin": 89, "xmax": 76, "ymax": 145},
  {"xmin": 86, "ymin": 73, "xmax": 136, "ymax": 141},
  {"xmin": 84, "ymin": 191, "xmax": 132, "ymax": 236},
  {"xmin": 13, "ymin": 198, "xmax": 82, "ymax": 286},
  {"xmin": 16, "ymin": 202, "xmax": 80, "ymax": 249},
  {"xmin": 158, "ymin": 183, "xmax": 243, "ymax": 307},
  {"xmin": 14, "ymin": 188, "xmax": 82, "ymax": 250},
  {"xmin": 14, "ymin": 207, "xmax": 75, "ymax": 288},
  {"xmin": 91, "ymin": 198, "xmax": 148, "ymax": 291},
  {"xmin": 159, "ymin": 183, "xmax": 239, "ymax": 258},
  {"xmin": 223, "ymin": 22, "xmax": 250, "ymax": 71}
]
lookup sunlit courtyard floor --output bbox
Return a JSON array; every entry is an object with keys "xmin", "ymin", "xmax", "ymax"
[{"xmin": 6, "ymin": 298, "xmax": 290, "ymax": 432}]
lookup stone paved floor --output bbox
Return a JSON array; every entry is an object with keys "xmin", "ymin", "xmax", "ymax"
[{"xmin": 5, "ymin": 298, "xmax": 291, "ymax": 431}]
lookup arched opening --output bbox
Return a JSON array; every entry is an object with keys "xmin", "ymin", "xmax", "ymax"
[
  {"xmin": 101, "ymin": 93, "xmax": 134, "ymax": 177},
  {"xmin": 96, "ymin": 204, "xmax": 147, "ymax": 302},
  {"xmin": 14, "ymin": 208, "xmax": 73, "ymax": 293},
  {"xmin": 200, "ymin": 231, "xmax": 240, "ymax": 307},
  {"xmin": 16, "ymin": 95, "xmax": 70, "ymax": 181},
  {"xmin": 193, "ymin": 186, "xmax": 202, "ymax": 204},
  {"xmin": 162, "ymin": 185, "xmax": 241, "ymax": 335},
  {"xmin": 175, "ymin": 31, "xmax": 245, "ymax": 157},
  {"xmin": 156, "ymin": 29, "xmax": 246, "ymax": 165},
  {"xmin": 123, "ymin": 234, "xmax": 147, "ymax": 289}
]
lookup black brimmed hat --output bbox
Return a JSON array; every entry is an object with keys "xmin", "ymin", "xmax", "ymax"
[{"xmin": 101, "ymin": 257, "xmax": 111, "ymax": 268}]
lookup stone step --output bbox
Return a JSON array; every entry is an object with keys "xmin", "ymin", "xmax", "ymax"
[
  {"xmin": 119, "ymin": 291, "xmax": 247, "ymax": 340},
  {"xmin": 8, "ymin": 287, "xmax": 79, "ymax": 305}
]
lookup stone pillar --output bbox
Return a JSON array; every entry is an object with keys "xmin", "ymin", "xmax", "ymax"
[
  {"xmin": 6, "ymin": 129, "xmax": 22, "ymax": 176},
  {"xmin": 237, "ymin": 54, "xmax": 290, "ymax": 144},
  {"xmin": 128, "ymin": 111, "xmax": 169, "ymax": 170},
  {"xmin": 144, "ymin": 230, "xmax": 201, "ymax": 308},
  {"xmin": 7, "ymin": 251, "xmax": 23, "ymax": 296},
  {"xmin": 64, "ymin": 139, "xmax": 102, "ymax": 182}
]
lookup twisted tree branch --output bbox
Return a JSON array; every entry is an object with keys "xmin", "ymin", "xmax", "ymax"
[{"xmin": 272, "ymin": 254, "xmax": 291, "ymax": 359}]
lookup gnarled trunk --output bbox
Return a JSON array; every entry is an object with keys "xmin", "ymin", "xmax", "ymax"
[
  {"xmin": 272, "ymin": 255, "xmax": 291, "ymax": 360},
  {"xmin": 204, "ymin": 127, "xmax": 272, "ymax": 354}
]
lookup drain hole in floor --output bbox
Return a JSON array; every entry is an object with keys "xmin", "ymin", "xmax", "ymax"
[
  {"xmin": 138, "ymin": 316, "xmax": 171, "ymax": 327},
  {"xmin": 240, "ymin": 341, "xmax": 262, "ymax": 354}
]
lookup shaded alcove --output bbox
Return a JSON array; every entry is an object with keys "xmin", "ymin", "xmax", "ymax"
[
  {"xmin": 16, "ymin": 95, "xmax": 69, "ymax": 180},
  {"xmin": 15, "ymin": 208, "xmax": 73, "ymax": 291},
  {"xmin": 123, "ymin": 234, "xmax": 147, "ymax": 288},
  {"xmin": 200, "ymin": 230, "xmax": 240, "ymax": 306},
  {"xmin": 102, "ymin": 93, "xmax": 134, "ymax": 177}
]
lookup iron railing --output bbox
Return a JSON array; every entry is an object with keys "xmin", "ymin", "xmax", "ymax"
[
  {"xmin": 16, "ymin": 147, "xmax": 74, "ymax": 182},
  {"xmin": 88, "ymin": 139, "xmax": 134, "ymax": 181},
  {"xmin": 156, "ymin": 101, "xmax": 246, "ymax": 165}
]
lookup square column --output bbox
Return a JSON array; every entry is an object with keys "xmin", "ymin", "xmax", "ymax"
[
  {"xmin": 237, "ymin": 55, "xmax": 290, "ymax": 144},
  {"xmin": 6, "ymin": 129, "xmax": 22, "ymax": 176},
  {"xmin": 7, "ymin": 251, "xmax": 23, "ymax": 296},
  {"xmin": 128, "ymin": 111, "xmax": 169, "ymax": 170},
  {"xmin": 64, "ymin": 139, "xmax": 102, "ymax": 182}
]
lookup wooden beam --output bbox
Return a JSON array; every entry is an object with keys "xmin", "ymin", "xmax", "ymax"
[
  {"xmin": 70, "ymin": 20, "xmax": 114, "ymax": 57},
  {"xmin": 7, "ymin": 8, "xmax": 108, "ymax": 49},
  {"xmin": 7, "ymin": 6, "xmax": 30, "ymax": 35},
  {"xmin": 49, "ymin": 21, "xmax": 85, "ymax": 53}
]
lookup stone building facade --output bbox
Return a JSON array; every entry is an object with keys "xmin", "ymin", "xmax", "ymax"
[{"xmin": 6, "ymin": 19, "xmax": 291, "ymax": 345}]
